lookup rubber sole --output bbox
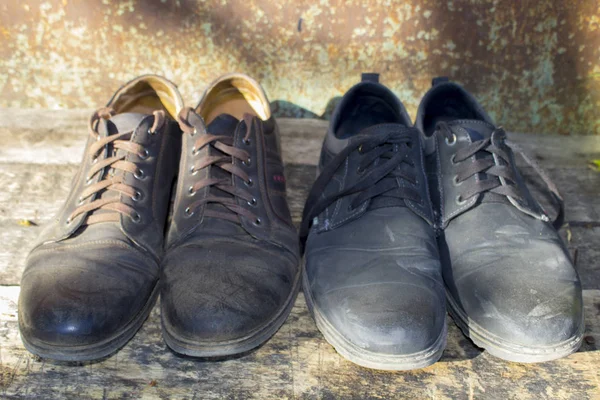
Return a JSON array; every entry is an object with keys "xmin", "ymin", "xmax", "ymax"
[
  {"xmin": 19, "ymin": 283, "xmax": 160, "ymax": 362},
  {"xmin": 161, "ymin": 267, "xmax": 302, "ymax": 357},
  {"xmin": 445, "ymin": 288, "xmax": 584, "ymax": 363},
  {"xmin": 302, "ymin": 266, "xmax": 447, "ymax": 371}
]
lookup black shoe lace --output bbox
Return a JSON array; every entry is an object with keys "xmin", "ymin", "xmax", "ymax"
[
  {"xmin": 438, "ymin": 121, "xmax": 564, "ymax": 229},
  {"xmin": 300, "ymin": 126, "xmax": 422, "ymax": 244}
]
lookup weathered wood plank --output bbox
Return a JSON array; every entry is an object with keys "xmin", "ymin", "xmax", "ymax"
[
  {"xmin": 1, "ymin": 112, "xmax": 599, "ymax": 399},
  {"xmin": 2, "ymin": 109, "xmax": 600, "ymax": 168},
  {"xmin": 1, "ymin": 287, "xmax": 599, "ymax": 399}
]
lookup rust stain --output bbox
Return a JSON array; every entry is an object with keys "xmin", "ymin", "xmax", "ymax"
[{"xmin": 0, "ymin": 1, "xmax": 599, "ymax": 135}]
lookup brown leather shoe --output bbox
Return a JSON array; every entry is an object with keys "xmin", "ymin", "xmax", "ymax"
[
  {"xmin": 18, "ymin": 75, "xmax": 184, "ymax": 361},
  {"xmin": 161, "ymin": 73, "xmax": 300, "ymax": 357}
]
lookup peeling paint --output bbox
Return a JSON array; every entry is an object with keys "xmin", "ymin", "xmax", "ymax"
[{"xmin": 0, "ymin": 1, "xmax": 599, "ymax": 135}]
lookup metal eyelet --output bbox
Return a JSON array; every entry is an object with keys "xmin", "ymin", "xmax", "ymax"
[
  {"xmin": 77, "ymin": 196, "xmax": 85, "ymax": 205},
  {"xmin": 147, "ymin": 128, "xmax": 156, "ymax": 136},
  {"xmin": 65, "ymin": 217, "xmax": 72, "ymax": 225},
  {"xmin": 85, "ymin": 176, "xmax": 94, "ymax": 185},
  {"xmin": 445, "ymin": 134, "xmax": 457, "ymax": 146},
  {"xmin": 358, "ymin": 145, "xmax": 363, "ymax": 154},
  {"xmin": 245, "ymin": 178, "xmax": 254, "ymax": 187},
  {"xmin": 188, "ymin": 186, "xmax": 196, "ymax": 196},
  {"xmin": 132, "ymin": 191, "xmax": 143, "ymax": 201},
  {"xmin": 134, "ymin": 168, "xmax": 144, "ymax": 179},
  {"xmin": 450, "ymin": 154, "xmax": 457, "ymax": 164},
  {"xmin": 456, "ymin": 195, "xmax": 467, "ymax": 205},
  {"xmin": 191, "ymin": 146, "xmax": 197, "ymax": 155},
  {"xmin": 131, "ymin": 212, "xmax": 142, "ymax": 223},
  {"xmin": 184, "ymin": 207, "xmax": 194, "ymax": 217},
  {"xmin": 452, "ymin": 175, "xmax": 462, "ymax": 187},
  {"xmin": 253, "ymin": 217, "xmax": 262, "ymax": 226},
  {"xmin": 242, "ymin": 138, "xmax": 250, "ymax": 145},
  {"xmin": 356, "ymin": 167, "xmax": 364, "ymax": 174},
  {"xmin": 248, "ymin": 197, "xmax": 257, "ymax": 206},
  {"xmin": 139, "ymin": 149, "xmax": 149, "ymax": 160},
  {"xmin": 242, "ymin": 157, "xmax": 251, "ymax": 166},
  {"xmin": 91, "ymin": 157, "xmax": 98, "ymax": 165},
  {"xmin": 191, "ymin": 127, "xmax": 197, "ymax": 137}
]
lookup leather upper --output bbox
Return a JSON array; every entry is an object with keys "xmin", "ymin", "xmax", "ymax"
[
  {"xmin": 19, "ymin": 75, "xmax": 184, "ymax": 348},
  {"xmin": 303, "ymin": 77, "xmax": 446, "ymax": 355},
  {"xmin": 161, "ymin": 73, "xmax": 300, "ymax": 345},
  {"xmin": 417, "ymin": 79, "xmax": 583, "ymax": 347}
]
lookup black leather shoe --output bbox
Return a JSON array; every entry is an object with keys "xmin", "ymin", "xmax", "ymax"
[
  {"xmin": 18, "ymin": 75, "xmax": 184, "ymax": 361},
  {"xmin": 300, "ymin": 74, "xmax": 446, "ymax": 370},
  {"xmin": 161, "ymin": 73, "xmax": 300, "ymax": 357},
  {"xmin": 416, "ymin": 77, "xmax": 584, "ymax": 362}
]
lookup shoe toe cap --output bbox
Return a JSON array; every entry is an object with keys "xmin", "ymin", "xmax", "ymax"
[
  {"xmin": 313, "ymin": 280, "xmax": 446, "ymax": 356},
  {"xmin": 161, "ymin": 242, "xmax": 299, "ymax": 343},
  {"xmin": 19, "ymin": 251, "xmax": 157, "ymax": 347},
  {"xmin": 452, "ymin": 257, "xmax": 583, "ymax": 347}
]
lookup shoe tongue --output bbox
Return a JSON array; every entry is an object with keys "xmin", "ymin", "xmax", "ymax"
[
  {"xmin": 449, "ymin": 119, "xmax": 510, "ymax": 205},
  {"xmin": 204, "ymin": 113, "xmax": 243, "ymax": 219},
  {"xmin": 206, "ymin": 113, "xmax": 240, "ymax": 137},
  {"xmin": 107, "ymin": 112, "xmax": 149, "ymax": 135},
  {"xmin": 450, "ymin": 119, "xmax": 496, "ymax": 141},
  {"xmin": 91, "ymin": 112, "xmax": 151, "ymax": 223}
]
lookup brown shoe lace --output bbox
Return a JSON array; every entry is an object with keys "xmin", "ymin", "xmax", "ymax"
[
  {"xmin": 178, "ymin": 107, "xmax": 260, "ymax": 224},
  {"xmin": 67, "ymin": 107, "xmax": 165, "ymax": 226}
]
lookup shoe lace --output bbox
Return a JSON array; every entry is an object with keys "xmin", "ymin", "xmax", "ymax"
[
  {"xmin": 177, "ymin": 107, "xmax": 260, "ymax": 224},
  {"xmin": 438, "ymin": 121, "xmax": 564, "ymax": 229},
  {"xmin": 300, "ymin": 126, "xmax": 422, "ymax": 242},
  {"xmin": 67, "ymin": 107, "xmax": 165, "ymax": 225}
]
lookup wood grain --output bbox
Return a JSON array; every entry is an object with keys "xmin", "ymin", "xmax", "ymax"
[{"xmin": 0, "ymin": 110, "xmax": 599, "ymax": 399}]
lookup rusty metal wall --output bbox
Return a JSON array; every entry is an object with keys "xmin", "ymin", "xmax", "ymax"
[{"xmin": 0, "ymin": 0, "xmax": 599, "ymax": 135}]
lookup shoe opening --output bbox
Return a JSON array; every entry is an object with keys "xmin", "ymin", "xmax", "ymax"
[
  {"xmin": 334, "ymin": 82, "xmax": 407, "ymax": 139},
  {"xmin": 198, "ymin": 73, "xmax": 271, "ymax": 124},
  {"xmin": 109, "ymin": 75, "xmax": 184, "ymax": 119},
  {"xmin": 420, "ymin": 84, "xmax": 489, "ymax": 136}
]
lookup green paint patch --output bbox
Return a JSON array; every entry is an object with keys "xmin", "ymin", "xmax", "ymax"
[{"xmin": 589, "ymin": 159, "xmax": 600, "ymax": 171}]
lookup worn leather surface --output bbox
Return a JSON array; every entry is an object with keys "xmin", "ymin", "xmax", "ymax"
[
  {"xmin": 304, "ymin": 79, "xmax": 445, "ymax": 356},
  {"xmin": 19, "ymin": 76, "xmax": 182, "ymax": 349},
  {"xmin": 418, "ymin": 81, "xmax": 583, "ymax": 348},
  {"xmin": 162, "ymin": 102, "xmax": 299, "ymax": 344}
]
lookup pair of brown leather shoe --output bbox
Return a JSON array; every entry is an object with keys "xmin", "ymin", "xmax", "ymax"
[{"xmin": 18, "ymin": 74, "xmax": 300, "ymax": 361}]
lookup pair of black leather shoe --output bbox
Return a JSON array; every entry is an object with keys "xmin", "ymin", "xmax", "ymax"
[
  {"xmin": 19, "ymin": 73, "xmax": 583, "ymax": 369},
  {"xmin": 19, "ymin": 74, "xmax": 300, "ymax": 361},
  {"xmin": 301, "ymin": 74, "xmax": 583, "ymax": 370}
]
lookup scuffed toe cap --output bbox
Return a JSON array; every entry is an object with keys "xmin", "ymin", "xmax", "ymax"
[
  {"xmin": 314, "ymin": 282, "xmax": 446, "ymax": 355},
  {"xmin": 452, "ymin": 258, "xmax": 583, "ymax": 348},
  {"xmin": 161, "ymin": 242, "xmax": 299, "ymax": 343},
  {"xmin": 18, "ymin": 250, "xmax": 158, "ymax": 347}
]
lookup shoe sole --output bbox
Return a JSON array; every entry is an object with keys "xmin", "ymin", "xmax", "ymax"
[
  {"xmin": 445, "ymin": 287, "xmax": 584, "ymax": 363},
  {"xmin": 161, "ymin": 266, "xmax": 302, "ymax": 357},
  {"xmin": 302, "ymin": 263, "xmax": 447, "ymax": 371},
  {"xmin": 19, "ymin": 282, "xmax": 160, "ymax": 362}
]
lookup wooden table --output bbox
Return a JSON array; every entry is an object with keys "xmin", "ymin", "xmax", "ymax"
[{"xmin": 1, "ymin": 110, "xmax": 599, "ymax": 399}]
